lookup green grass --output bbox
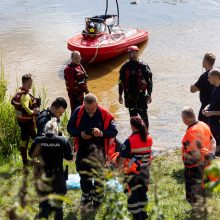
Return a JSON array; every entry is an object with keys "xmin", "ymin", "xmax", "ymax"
[
  {"xmin": 0, "ymin": 54, "xmax": 20, "ymax": 161},
  {"xmin": 0, "ymin": 58, "xmax": 219, "ymax": 219},
  {"xmin": 148, "ymin": 151, "xmax": 220, "ymax": 220},
  {"xmin": 0, "ymin": 151, "xmax": 219, "ymax": 219}
]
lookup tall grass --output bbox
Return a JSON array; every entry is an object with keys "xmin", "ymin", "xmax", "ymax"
[
  {"xmin": 38, "ymin": 85, "xmax": 49, "ymax": 110},
  {"xmin": 0, "ymin": 57, "xmax": 20, "ymax": 162},
  {"xmin": 0, "ymin": 54, "xmax": 7, "ymax": 102}
]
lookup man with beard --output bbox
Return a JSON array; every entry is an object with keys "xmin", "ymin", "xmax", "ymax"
[{"xmin": 118, "ymin": 45, "xmax": 153, "ymax": 129}]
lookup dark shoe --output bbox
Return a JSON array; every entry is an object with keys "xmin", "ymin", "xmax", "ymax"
[
  {"xmin": 19, "ymin": 147, "xmax": 28, "ymax": 164},
  {"xmin": 22, "ymin": 159, "xmax": 30, "ymax": 169}
]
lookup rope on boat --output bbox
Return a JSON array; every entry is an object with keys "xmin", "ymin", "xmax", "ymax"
[{"xmin": 88, "ymin": 45, "xmax": 99, "ymax": 63}]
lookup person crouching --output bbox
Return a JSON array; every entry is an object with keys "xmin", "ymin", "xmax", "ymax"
[{"xmin": 29, "ymin": 118, "xmax": 73, "ymax": 220}]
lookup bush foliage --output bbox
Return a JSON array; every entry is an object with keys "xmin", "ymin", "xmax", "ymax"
[{"xmin": 0, "ymin": 57, "xmax": 20, "ymax": 161}]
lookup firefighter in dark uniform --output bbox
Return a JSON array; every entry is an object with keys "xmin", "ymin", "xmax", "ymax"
[
  {"xmin": 36, "ymin": 97, "xmax": 67, "ymax": 136},
  {"xmin": 64, "ymin": 51, "xmax": 89, "ymax": 115},
  {"xmin": 111, "ymin": 116, "xmax": 153, "ymax": 220},
  {"xmin": 11, "ymin": 73, "xmax": 40, "ymax": 166},
  {"xmin": 67, "ymin": 93, "xmax": 118, "ymax": 209},
  {"xmin": 29, "ymin": 118, "xmax": 73, "ymax": 220},
  {"xmin": 119, "ymin": 45, "xmax": 153, "ymax": 129}
]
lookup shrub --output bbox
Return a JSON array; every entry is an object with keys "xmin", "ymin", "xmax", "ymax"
[{"xmin": 0, "ymin": 57, "xmax": 20, "ymax": 162}]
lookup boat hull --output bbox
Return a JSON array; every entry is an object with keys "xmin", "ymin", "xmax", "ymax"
[{"xmin": 67, "ymin": 29, "xmax": 148, "ymax": 63}]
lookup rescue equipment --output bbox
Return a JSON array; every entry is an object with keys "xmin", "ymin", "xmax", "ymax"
[
  {"xmin": 11, "ymin": 87, "xmax": 37, "ymax": 122},
  {"xmin": 67, "ymin": 0, "xmax": 148, "ymax": 63}
]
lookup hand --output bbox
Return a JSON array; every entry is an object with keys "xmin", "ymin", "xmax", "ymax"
[
  {"xmin": 73, "ymin": 151, "xmax": 77, "ymax": 161},
  {"xmin": 92, "ymin": 128, "xmax": 103, "ymax": 137},
  {"xmin": 119, "ymin": 95, "xmax": 123, "ymax": 104},
  {"xmin": 147, "ymin": 96, "xmax": 152, "ymax": 104},
  {"xmin": 202, "ymin": 104, "xmax": 209, "ymax": 113},
  {"xmin": 81, "ymin": 131, "xmax": 92, "ymax": 140},
  {"xmin": 202, "ymin": 110, "xmax": 213, "ymax": 117}
]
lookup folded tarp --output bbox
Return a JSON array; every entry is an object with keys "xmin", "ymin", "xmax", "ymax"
[{"xmin": 67, "ymin": 174, "xmax": 123, "ymax": 192}]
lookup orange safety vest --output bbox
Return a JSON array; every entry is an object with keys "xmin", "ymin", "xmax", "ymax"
[
  {"xmin": 11, "ymin": 87, "xmax": 34, "ymax": 122},
  {"xmin": 111, "ymin": 134, "xmax": 153, "ymax": 174},
  {"xmin": 124, "ymin": 134, "xmax": 153, "ymax": 174},
  {"xmin": 74, "ymin": 105, "xmax": 116, "ymax": 160},
  {"xmin": 182, "ymin": 121, "xmax": 212, "ymax": 168}
]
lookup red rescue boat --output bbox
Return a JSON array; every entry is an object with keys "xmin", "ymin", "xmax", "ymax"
[{"xmin": 67, "ymin": 0, "xmax": 148, "ymax": 64}]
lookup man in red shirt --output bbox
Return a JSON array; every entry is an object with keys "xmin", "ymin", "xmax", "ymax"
[{"xmin": 64, "ymin": 51, "xmax": 89, "ymax": 115}]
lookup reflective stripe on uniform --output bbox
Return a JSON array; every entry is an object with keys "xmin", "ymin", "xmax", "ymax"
[
  {"xmin": 128, "ymin": 157, "xmax": 137, "ymax": 168},
  {"xmin": 131, "ymin": 147, "xmax": 151, "ymax": 153},
  {"xmin": 16, "ymin": 115, "xmax": 32, "ymax": 119},
  {"xmin": 81, "ymin": 192, "xmax": 90, "ymax": 201},
  {"xmin": 129, "ymin": 208, "xmax": 144, "ymax": 214},
  {"xmin": 134, "ymin": 154, "xmax": 150, "ymax": 159},
  {"xmin": 141, "ymin": 163, "xmax": 150, "ymax": 167},
  {"xmin": 92, "ymin": 193, "xmax": 104, "ymax": 202},
  {"xmin": 12, "ymin": 100, "xmax": 22, "ymax": 105},
  {"xmin": 128, "ymin": 201, "xmax": 148, "ymax": 208},
  {"xmin": 92, "ymin": 196, "xmax": 103, "ymax": 202}
]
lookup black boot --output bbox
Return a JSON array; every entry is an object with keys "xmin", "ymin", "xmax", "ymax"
[
  {"xmin": 132, "ymin": 212, "xmax": 142, "ymax": 220},
  {"xmin": 19, "ymin": 147, "xmax": 28, "ymax": 166}
]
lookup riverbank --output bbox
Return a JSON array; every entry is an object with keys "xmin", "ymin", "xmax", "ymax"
[{"xmin": 0, "ymin": 150, "xmax": 219, "ymax": 219}]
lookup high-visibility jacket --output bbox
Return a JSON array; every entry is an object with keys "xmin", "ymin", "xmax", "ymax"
[
  {"xmin": 182, "ymin": 121, "xmax": 213, "ymax": 168},
  {"xmin": 112, "ymin": 134, "xmax": 153, "ymax": 174},
  {"xmin": 11, "ymin": 87, "xmax": 34, "ymax": 122},
  {"xmin": 74, "ymin": 105, "xmax": 116, "ymax": 160}
]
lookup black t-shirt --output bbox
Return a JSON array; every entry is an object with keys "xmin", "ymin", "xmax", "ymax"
[
  {"xmin": 208, "ymin": 86, "xmax": 220, "ymax": 126},
  {"xmin": 194, "ymin": 70, "xmax": 214, "ymax": 107}
]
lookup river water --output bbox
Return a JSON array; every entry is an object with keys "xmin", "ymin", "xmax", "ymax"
[{"xmin": 1, "ymin": 0, "xmax": 220, "ymax": 152}]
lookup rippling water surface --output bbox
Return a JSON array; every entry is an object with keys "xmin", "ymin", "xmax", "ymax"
[{"xmin": 1, "ymin": 0, "xmax": 220, "ymax": 152}]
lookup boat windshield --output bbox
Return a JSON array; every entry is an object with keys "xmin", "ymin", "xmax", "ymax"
[
  {"xmin": 84, "ymin": 15, "xmax": 118, "ymax": 34},
  {"xmin": 84, "ymin": 17, "xmax": 106, "ymax": 35}
]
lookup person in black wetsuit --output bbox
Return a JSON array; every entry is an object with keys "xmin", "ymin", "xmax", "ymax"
[
  {"xmin": 190, "ymin": 53, "xmax": 215, "ymax": 124},
  {"xmin": 29, "ymin": 118, "xmax": 73, "ymax": 220},
  {"xmin": 118, "ymin": 45, "xmax": 153, "ymax": 129}
]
